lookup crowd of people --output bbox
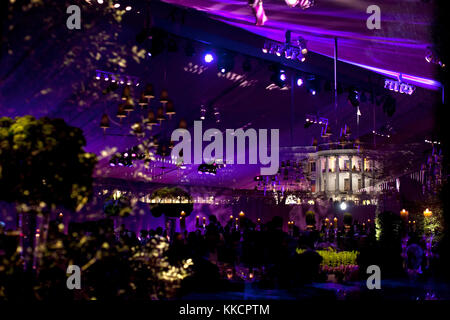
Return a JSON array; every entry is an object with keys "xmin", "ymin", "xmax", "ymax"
[{"xmin": 0, "ymin": 211, "xmax": 438, "ymax": 301}]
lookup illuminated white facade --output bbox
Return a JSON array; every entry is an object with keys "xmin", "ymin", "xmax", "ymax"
[{"xmin": 311, "ymin": 149, "xmax": 381, "ymax": 202}]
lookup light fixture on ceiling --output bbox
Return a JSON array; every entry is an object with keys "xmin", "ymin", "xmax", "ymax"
[
  {"xmin": 100, "ymin": 113, "xmax": 110, "ymax": 132},
  {"xmin": 204, "ymin": 52, "xmax": 214, "ymax": 63},
  {"xmin": 347, "ymin": 88, "xmax": 360, "ymax": 107},
  {"xmin": 116, "ymin": 104, "xmax": 127, "ymax": 120},
  {"xmin": 138, "ymin": 92, "xmax": 148, "ymax": 107},
  {"xmin": 262, "ymin": 38, "xmax": 307, "ymax": 62},
  {"xmin": 425, "ymin": 46, "xmax": 445, "ymax": 68},
  {"xmin": 165, "ymin": 100, "xmax": 176, "ymax": 119},
  {"xmin": 146, "ymin": 110, "xmax": 157, "ymax": 128},
  {"xmin": 296, "ymin": 75, "xmax": 304, "ymax": 86},
  {"xmin": 156, "ymin": 106, "xmax": 165, "ymax": 123},
  {"xmin": 305, "ymin": 75, "xmax": 319, "ymax": 95},
  {"xmin": 200, "ymin": 105, "xmax": 206, "ymax": 120},
  {"xmin": 95, "ymin": 70, "xmax": 140, "ymax": 86},
  {"xmin": 160, "ymin": 89, "xmax": 169, "ymax": 105},
  {"xmin": 121, "ymin": 85, "xmax": 131, "ymax": 101},
  {"xmin": 217, "ymin": 52, "xmax": 235, "ymax": 74},
  {"xmin": 143, "ymin": 83, "xmax": 155, "ymax": 99},
  {"xmin": 270, "ymin": 68, "xmax": 287, "ymax": 88},
  {"xmin": 384, "ymin": 78, "xmax": 415, "ymax": 95}
]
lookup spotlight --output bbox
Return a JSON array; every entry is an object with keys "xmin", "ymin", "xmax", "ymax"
[
  {"xmin": 97, "ymin": 0, "xmax": 104, "ymax": 4},
  {"xmin": 305, "ymin": 75, "xmax": 318, "ymax": 95},
  {"xmin": 200, "ymin": 105, "xmax": 206, "ymax": 120},
  {"xmin": 262, "ymin": 42, "xmax": 270, "ymax": 53},
  {"xmin": 296, "ymin": 76, "xmax": 304, "ymax": 87},
  {"xmin": 285, "ymin": 47, "xmax": 293, "ymax": 59},
  {"xmin": 340, "ymin": 202, "xmax": 347, "ymax": 211},
  {"xmin": 114, "ymin": 3, "xmax": 120, "ymax": 8},
  {"xmin": 125, "ymin": 6, "xmax": 132, "ymax": 11},
  {"xmin": 297, "ymin": 37, "xmax": 308, "ymax": 54},
  {"xmin": 271, "ymin": 68, "xmax": 287, "ymax": 88},
  {"xmin": 204, "ymin": 52, "xmax": 214, "ymax": 63},
  {"xmin": 217, "ymin": 52, "xmax": 235, "ymax": 74},
  {"xmin": 347, "ymin": 88, "xmax": 360, "ymax": 107},
  {"xmin": 275, "ymin": 46, "xmax": 284, "ymax": 57}
]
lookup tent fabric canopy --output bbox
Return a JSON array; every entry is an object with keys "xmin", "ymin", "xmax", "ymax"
[{"xmin": 160, "ymin": 0, "xmax": 438, "ymax": 84}]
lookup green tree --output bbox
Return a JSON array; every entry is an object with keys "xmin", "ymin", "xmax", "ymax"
[{"xmin": 0, "ymin": 115, "xmax": 97, "ymax": 269}]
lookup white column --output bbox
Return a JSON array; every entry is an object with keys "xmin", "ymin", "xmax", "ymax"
[
  {"xmin": 335, "ymin": 155, "xmax": 340, "ymax": 194},
  {"xmin": 349, "ymin": 156, "xmax": 353, "ymax": 194}
]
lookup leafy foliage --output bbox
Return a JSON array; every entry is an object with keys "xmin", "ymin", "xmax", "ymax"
[
  {"xmin": 296, "ymin": 247, "xmax": 359, "ymax": 268},
  {"xmin": 103, "ymin": 195, "xmax": 132, "ymax": 217},
  {"xmin": 0, "ymin": 116, "xmax": 97, "ymax": 211},
  {"xmin": 149, "ymin": 187, "xmax": 193, "ymax": 217}
]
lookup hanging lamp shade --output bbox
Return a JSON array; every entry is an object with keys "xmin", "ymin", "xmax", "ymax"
[
  {"xmin": 156, "ymin": 106, "xmax": 165, "ymax": 122},
  {"xmin": 100, "ymin": 113, "xmax": 110, "ymax": 130},
  {"xmin": 147, "ymin": 110, "xmax": 157, "ymax": 127},
  {"xmin": 143, "ymin": 84, "xmax": 155, "ymax": 99},
  {"xmin": 121, "ymin": 85, "xmax": 131, "ymax": 101},
  {"xmin": 124, "ymin": 97, "xmax": 135, "ymax": 112},
  {"xmin": 153, "ymin": 137, "xmax": 159, "ymax": 148},
  {"xmin": 138, "ymin": 92, "xmax": 148, "ymax": 107},
  {"xmin": 178, "ymin": 119, "xmax": 188, "ymax": 129},
  {"xmin": 165, "ymin": 99, "xmax": 176, "ymax": 118},
  {"xmin": 160, "ymin": 145, "xmax": 168, "ymax": 156},
  {"xmin": 345, "ymin": 125, "xmax": 352, "ymax": 137},
  {"xmin": 160, "ymin": 89, "xmax": 169, "ymax": 104},
  {"xmin": 116, "ymin": 104, "xmax": 127, "ymax": 119}
]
